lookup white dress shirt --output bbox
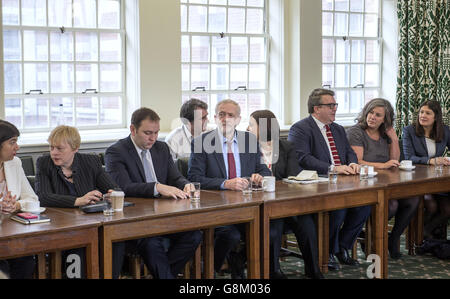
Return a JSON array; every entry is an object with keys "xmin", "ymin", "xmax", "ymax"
[{"xmin": 165, "ymin": 125, "xmax": 193, "ymax": 160}]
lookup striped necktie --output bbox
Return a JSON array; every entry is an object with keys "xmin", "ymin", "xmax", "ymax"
[
  {"xmin": 141, "ymin": 150, "xmax": 156, "ymax": 183},
  {"xmin": 325, "ymin": 125, "xmax": 342, "ymax": 166}
]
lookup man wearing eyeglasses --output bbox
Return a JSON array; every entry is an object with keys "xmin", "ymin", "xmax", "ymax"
[{"xmin": 288, "ymin": 88, "xmax": 371, "ymax": 272}]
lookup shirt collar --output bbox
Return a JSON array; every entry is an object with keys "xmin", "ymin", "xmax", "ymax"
[
  {"xmin": 130, "ymin": 135, "xmax": 145, "ymax": 155},
  {"xmin": 217, "ymin": 129, "xmax": 237, "ymax": 145},
  {"xmin": 312, "ymin": 115, "xmax": 329, "ymax": 130},
  {"xmin": 182, "ymin": 124, "xmax": 193, "ymax": 141}
]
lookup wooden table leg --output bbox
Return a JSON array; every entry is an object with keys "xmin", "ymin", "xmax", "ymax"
[
  {"xmin": 320, "ymin": 212, "xmax": 329, "ymax": 274},
  {"xmin": 86, "ymin": 228, "xmax": 99, "ymax": 279},
  {"xmin": 246, "ymin": 207, "xmax": 260, "ymax": 279},
  {"xmin": 203, "ymin": 228, "xmax": 214, "ymax": 279},
  {"xmin": 37, "ymin": 253, "xmax": 46, "ymax": 279},
  {"xmin": 261, "ymin": 205, "xmax": 270, "ymax": 279},
  {"xmin": 101, "ymin": 227, "xmax": 113, "ymax": 279},
  {"xmin": 50, "ymin": 251, "xmax": 62, "ymax": 279},
  {"xmin": 379, "ymin": 190, "xmax": 387, "ymax": 279},
  {"xmin": 193, "ymin": 245, "xmax": 201, "ymax": 279}
]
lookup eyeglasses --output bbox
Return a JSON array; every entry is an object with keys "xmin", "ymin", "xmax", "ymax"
[{"xmin": 317, "ymin": 103, "xmax": 339, "ymax": 109}]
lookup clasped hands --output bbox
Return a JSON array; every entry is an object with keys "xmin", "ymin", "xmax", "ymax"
[{"xmin": 223, "ymin": 174, "xmax": 263, "ymax": 191}]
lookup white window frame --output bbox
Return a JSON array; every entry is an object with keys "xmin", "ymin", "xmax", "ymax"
[
  {"xmin": 2, "ymin": 0, "xmax": 127, "ymax": 133},
  {"xmin": 180, "ymin": 0, "xmax": 270, "ymax": 124},
  {"xmin": 322, "ymin": 0, "xmax": 383, "ymax": 125}
]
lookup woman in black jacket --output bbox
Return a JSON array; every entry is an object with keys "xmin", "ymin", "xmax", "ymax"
[{"xmin": 248, "ymin": 110, "xmax": 323, "ymax": 279}]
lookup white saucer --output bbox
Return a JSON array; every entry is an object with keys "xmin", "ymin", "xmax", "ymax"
[
  {"xmin": 21, "ymin": 207, "xmax": 46, "ymax": 214},
  {"xmin": 368, "ymin": 172, "xmax": 378, "ymax": 178},
  {"xmin": 399, "ymin": 166, "xmax": 415, "ymax": 171}
]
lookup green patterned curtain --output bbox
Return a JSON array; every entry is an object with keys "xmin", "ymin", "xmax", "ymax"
[{"xmin": 396, "ymin": 0, "xmax": 450, "ymax": 135}]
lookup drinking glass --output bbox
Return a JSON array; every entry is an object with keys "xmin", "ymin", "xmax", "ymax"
[
  {"xmin": 190, "ymin": 182, "xmax": 201, "ymax": 202},
  {"xmin": 328, "ymin": 165, "xmax": 338, "ymax": 184}
]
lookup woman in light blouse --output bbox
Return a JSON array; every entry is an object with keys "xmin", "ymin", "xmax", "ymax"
[
  {"xmin": 402, "ymin": 100, "xmax": 450, "ymax": 239},
  {"xmin": 0, "ymin": 120, "xmax": 38, "ymax": 278}
]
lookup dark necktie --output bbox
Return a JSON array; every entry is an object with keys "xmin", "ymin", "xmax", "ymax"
[
  {"xmin": 227, "ymin": 142, "xmax": 237, "ymax": 179},
  {"xmin": 141, "ymin": 150, "xmax": 156, "ymax": 183}
]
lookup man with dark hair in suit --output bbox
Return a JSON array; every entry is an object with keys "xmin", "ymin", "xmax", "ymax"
[
  {"xmin": 288, "ymin": 88, "xmax": 371, "ymax": 271},
  {"xmin": 105, "ymin": 107, "xmax": 202, "ymax": 279},
  {"xmin": 188, "ymin": 99, "xmax": 271, "ymax": 278}
]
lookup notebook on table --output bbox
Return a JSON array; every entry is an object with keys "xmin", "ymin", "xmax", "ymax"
[{"xmin": 11, "ymin": 213, "xmax": 51, "ymax": 225}]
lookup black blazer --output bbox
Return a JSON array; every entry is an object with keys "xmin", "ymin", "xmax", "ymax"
[
  {"xmin": 105, "ymin": 136, "xmax": 189, "ymax": 198},
  {"xmin": 188, "ymin": 129, "xmax": 271, "ymax": 190},
  {"xmin": 271, "ymin": 140, "xmax": 301, "ymax": 180},
  {"xmin": 36, "ymin": 153, "xmax": 118, "ymax": 208}
]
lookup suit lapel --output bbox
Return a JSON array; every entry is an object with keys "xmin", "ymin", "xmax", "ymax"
[
  {"xmin": 308, "ymin": 116, "xmax": 332, "ymax": 164},
  {"xmin": 237, "ymin": 131, "xmax": 249, "ymax": 176},
  {"xmin": 419, "ymin": 136, "xmax": 429, "ymax": 156},
  {"xmin": 126, "ymin": 137, "xmax": 146, "ymax": 182}
]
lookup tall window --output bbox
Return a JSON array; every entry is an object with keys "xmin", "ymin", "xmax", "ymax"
[
  {"xmin": 181, "ymin": 0, "xmax": 268, "ymax": 122},
  {"xmin": 2, "ymin": 0, "xmax": 125, "ymax": 132},
  {"xmin": 322, "ymin": 0, "xmax": 382, "ymax": 121}
]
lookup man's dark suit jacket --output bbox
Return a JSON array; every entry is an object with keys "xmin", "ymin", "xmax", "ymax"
[
  {"xmin": 402, "ymin": 125, "xmax": 450, "ymax": 165},
  {"xmin": 288, "ymin": 116, "xmax": 358, "ymax": 175},
  {"xmin": 188, "ymin": 129, "xmax": 271, "ymax": 190},
  {"xmin": 105, "ymin": 136, "xmax": 190, "ymax": 197},
  {"xmin": 271, "ymin": 140, "xmax": 301, "ymax": 180},
  {"xmin": 36, "ymin": 153, "xmax": 117, "ymax": 208}
]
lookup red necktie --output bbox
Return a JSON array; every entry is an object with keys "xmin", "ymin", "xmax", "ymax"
[
  {"xmin": 325, "ymin": 125, "xmax": 342, "ymax": 166},
  {"xmin": 227, "ymin": 142, "xmax": 237, "ymax": 179}
]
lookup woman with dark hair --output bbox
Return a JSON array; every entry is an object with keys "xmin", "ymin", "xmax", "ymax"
[
  {"xmin": 0, "ymin": 120, "xmax": 38, "ymax": 278},
  {"xmin": 347, "ymin": 99, "xmax": 419, "ymax": 259},
  {"xmin": 402, "ymin": 101, "xmax": 450, "ymax": 239},
  {"xmin": 248, "ymin": 110, "xmax": 323, "ymax": 279}
]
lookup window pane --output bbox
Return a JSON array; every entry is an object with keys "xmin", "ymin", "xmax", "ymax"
[
  {"xmin": 249, "ymin": 64, "xmax": 266, "ymax": 89},
  {"xmin": 366, "ymin": 40, "xmax": 380, "ymax": 63},
  {"xmin": 76, "ymin": 97, "xmax": 98, "ymax": 126},
  {"xmin": 228, "ymin": 0, "xmax": 245, "ymax": 6},
  {"xmin": 48, "ymin": 0, "xmax": 72, "ymax": 27},
  {"xmin": 50, "ymin": 31, "xmax": 74, "ymax": 61},
  {"xmin": 100, "ymin": 96, "xmax": 122, "ymax": 125},
  {"xmin": 100, "ymin": 64, "xmax": 122, "ymax": 92},
  {"xmin": 365, "ymin": 0, "xmax": 379, "ymax": 13},
  {"xmin": 2, "ymin": 0, "xmax": 20, "ymax": 25},
  {"xmin": 250, "ymin": 37, "xmax": 265, "ymax": 63},
  {"xmin": 350, "ymin": 90, "xmax": 364, "ymax": 113},
  {"xmin": 364, "ymin": 89, "xmax": 379, "ymax": 103},
  {"xmin": 190, "ymin": 0, "xmax": 207, "ymax": 4},
  {"xmin": 21, "ymin": 0, "xmax": 46, "ymax": 26},
  {"xmin": 351, "ymin": 64, "xmax": 364, "ymax": 87},
  {"xmin": 211, "ymin": 64, "xmax": 229, "ymax": 90},
  {"xmin": 76, "ymin": 32, "xmax": 99, "ymax": 61},
  {"xmin": 212, "ymin": 36, "xmax": 229, "ymax": 62},
  {"xmin": 246, "ymin": 8, "xmax": 264, "ymax": 34},
  {"xmin": 23, "ymin": 98, "xmax": 49, "ymax": 128},
  {"xmin": 349, "ymin": 13, "xmax": 363, "ymax": 36},
  {"xmin": 351, "ymin": 40, "xmax": 365, "ymax": 63},
  {"xmin": 5, "ymin": 98, "xmax": 22, "ymax": 127},
  {"xmin": 4, "ymin": 63, "xmax": 21, "ymax": 94},
  {"xmin": 247, "ymin": 0, "xmax": 264, "ymax": 7},
  {"xmin": 248, "ymin": 93, "xmax": 265, "ymax": 116},
  {"xmin": 50, "ymin": 98, "xmax": 74, "ymax": 126},
  {"xmin": 323, "ymin": 39, "xmax": 334, "ymax": 63},
  {"xmin": 3, "ymin": 30, "xmax": 21, "ymax": 61},
  {"xmin": 76, "ymin": 64, "xmax": 99, "ymax": 93},
  {"xmin": 335, "ymin": 64, "xmax": 349, "ymax": 87},
  {"xmin": 182, "ymin": 64, "xmax": 190, "ymax": 91},
  {"xmin": 233, "ymin": 93, "xmax": 247, "ymax": 119},
  {"xmin": 189, "ymin": 5, "xmax": 207, "ymax": 32},
  {"xmin": 335, "ymin": 90, "xmax": 349, "ymax": 114},
  {"xmin": 181, "ymin": 5, "xmax": 187, "ymax": 32},
  {"xmin": 100, "ymin": 33, "xmax": 122, "ymax": 61},
  {"xmin": 350, "ymin": 0, "xmax": 364, "ymax": 12},
  {"xmin": 74, "ymin": 0, "xmax": 97, "ymax": 28},
  {"xmin": 322, "ymin": 64, "xmax": 335, "ymax": 88},
  {"xmin": 182, "ymin": 35, "xmax": 190, "ymax": 62},
  {"xmin": 365, "ymin": 64, "xmax": 379, "ymax": 87},
  {"xmin": 336, "ymin": 39, "xmax": 350, "ymax": 63},
  {"xmin": 191, "ymin": 64, "xmax": 210, "ymax": 90},
  {"xmin": 209, "ymin": 6, "xmax": 226, "ymax": 33},
  {"xmin": 322, "ymin": 12, "xmax": 333, "ymax": 36},
  {"xmin": 24, "ymin": 63, "xmax": 48, "ymax": 93},
  {"xmin": 335, "ymin": 0, "xmax": 349, "ymax": 11},
  {"xmin": 231, "ymin": 37, "xmax": 248, "ymax": 62},
  {"xmin": 230, "ymin": 64, "xmax": 248, "ymax": 89},
  {"xmin": 364, "ymin": 14, "xmax": 378, "ymax": 37},
  {"xmin": 191, "ymin": 36, "xmax": 210, "ymax": 62},
  {"xmin": 98, "ymin": 0, "xmax": 121, "ymax": 29},
  {"xmin": 228, "ymin": 8, "xmax": 245, "ymax": 33},
  {"xmin": 322, "ymin": 0, "xmax": 333, "ymax": 10},
  {"xmin": 209, "ymin": 0, "xmax": 226, "ymax": 5},
  {"xmin": 334, "ymin": 13, "xmax": 348, "ymax": 36},
  {"xmin": 23, "ymin": 30, "xmax": 48, "ymax": 61},
  {"xmin": 51, "ymin": 64, "xmax": 74, "ymax": 93}
]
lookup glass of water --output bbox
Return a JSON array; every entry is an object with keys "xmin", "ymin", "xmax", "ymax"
[
  {"xmin": 435, "ymin": 157, "xmax": 444, "ymax": 173},
  {"xmin": 360, "ymin": 165, "xmax": 369, "ymax": 180},
  {"xmin": 242, "ymin": 177, "xmax": 253, "ymax": 195},
  {"xmin": 190, "ymin": 182, "xmax": 201, "ymax": 202},
  {"xmin": 328, "ymin": 165, "xmax": 338, "ymax": 184},
  {"xmin": 102, "ymin": 194, "xmax": 114, "ymax": 216}
]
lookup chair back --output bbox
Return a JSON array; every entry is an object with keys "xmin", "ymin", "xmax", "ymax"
[
  {"xmin": 176, "ymin": 157, "xmax": 189, "ymax": 177},
  {"xmin": 19, "ymin": 156, "xmax": 35, "ymax": 176}
]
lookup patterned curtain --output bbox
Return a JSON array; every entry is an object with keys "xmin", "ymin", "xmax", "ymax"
[{"xmin": 395, "ymin": 0, "xmax": 450, "ymax": 135}]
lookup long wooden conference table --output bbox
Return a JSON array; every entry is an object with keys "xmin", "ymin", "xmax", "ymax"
[{"xmin": 0, "ymin": 165, "xmax": 448, "ymax": 279}]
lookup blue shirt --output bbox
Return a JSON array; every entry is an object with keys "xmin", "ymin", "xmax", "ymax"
[{"xmin": 219, "ymin": 131, "xmax": 241, "ymax": 189}]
